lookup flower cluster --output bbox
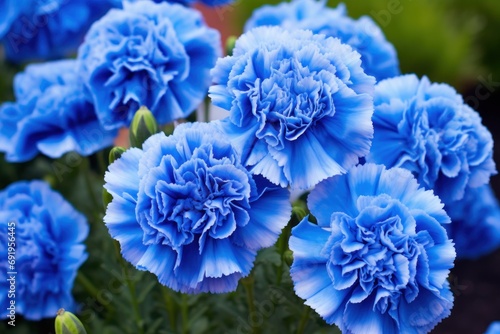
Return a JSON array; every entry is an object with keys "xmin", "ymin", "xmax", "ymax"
[
  {"xmin": 78, "ymin": 1, "xmax": 221, "ymax": 130},
  {"xmin": 0, "ymin": 181, "xmax": 89, "ymax": 320},
  {"xmin": 104, "ymin": 122, "xmax": 291, "ymax": 293},
  {"xmin": 0, "ymin": 0, "xmax": 117, "ymax": 62},
  {"xmin": 1, "ymin": 0, "xmax": 498, "ymax": 332},
  {"xmin": 210, "ymin": 26, "xmax": 375, "ymax": 190},
  {"xmin": 290, "ymin": 164, "xmax": 455, "ymax": 333},
  {"xmin": 367, "ymin": 74, "xmax": 496, "ymax": 203},
  {"xmin": 0, "ymin": 60, "xmax": 117, "ymax": 162},
  {"xmin": 245, "ymin": 0, "xmax": 400, "ymax": 81}
]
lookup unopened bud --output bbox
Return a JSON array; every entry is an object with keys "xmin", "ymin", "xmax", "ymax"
[
  {"xmin": 129, "ymin": 106, "xmax": 159, "ymax": 148},
  {"xmin": 55, "ymin": 308, "xmax": 87, "ymax": 334},
  {"xmin": 108, "ymin": 146, "xmax": 126, "ymax": 165},
  {"xmin": 225, "ymin": 35, "xmax": 237, "ymax": 56}
]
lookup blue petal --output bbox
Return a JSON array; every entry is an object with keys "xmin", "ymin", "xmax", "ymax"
[
  {"xmin": 173, "ymin": 238, "xmax": 255, "ymax": 292},
  {"xmin": 105, "ymin": 148, "xmax": 143, "ymax": 198},
  {"xmin": 398, "ymin": 285, "xmax": 453, "ymax": 334},
  {"xmin": 289, "ymin": 218, "xmax": 331, "ymax": 263},
  {"xmin": 290, "ymin": 260, "xmax": 348, "ymax": 326},
  {"xmin": 105, "ymin": 195, "xmax": 148, "ymax": 266},
  {"xmin": 137, "ymin": 243, "xmax": 176, "ymax": 283},
  {"xmin": 343, "ymin": 295, "xmax": 399, "ymax": 334},
  {"xmin": 232, "ymin": 177, "xmax": 291, "ymax": 250},
  {"xmin": 426, "ymin": 242, "xmax": 455, "ymax": 289}
]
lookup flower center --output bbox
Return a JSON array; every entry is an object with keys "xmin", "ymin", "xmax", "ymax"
[
  {"xmin": 137, "ymin": 145, "xmax": 252, "ymax": 252},
  {"xmin": 326, "ymin": 194, "xmax": 427, "ymax": 313},
  {"xmin": 247, "ymin": 51, "xmax": 337, "ymax": 149}
]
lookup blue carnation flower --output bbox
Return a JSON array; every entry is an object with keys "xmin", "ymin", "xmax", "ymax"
[
  {"xmin": 78, "ymin": 1, "xmax": 221, "ymax": 130},
  {"xmin": 0, "ymin": 180, "xmax": 89, "ymax": 320},
  {"xmin": 0, "ymin": 59, "xmax": 117, "ymax": 162},
  {"xmin": 210, "ymin": 26, "xmax": 375, "ymax": 190},
  {"xmin": 445, "ymin": 185, "xmax": 500, "ymax": 259},
  {"xmin": 104, "ymin": 122, "xmax": 291, "ymax": 293},
  {"xmin": 366, "ymin": 74, "xmax": 496, "ymax": 203},
  {"xmin": 244, "ymin": 0, "xmax": 400, "ymax": 81},
  {"xmin": 486, "ymin": 322, "xmax": 500, "ymax": 334},
  {"xmin": 289, "ymin": 164, "xmax": 455, "ymax": 333},
  {"xmin": 1, "ymin": 0, "xmax": 117, "ymax": 63}
]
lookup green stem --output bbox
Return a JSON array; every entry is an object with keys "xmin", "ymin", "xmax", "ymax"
[
  {"xmin": 181, "ymin": 294, "xmax": 189, "ymax": 334},
  {"xmin": 242, "ymin": 274, "xmax": 260, "ymax": 334},
  {"xmin": 83, "ymin": 158, "xmax": 102, "ymax": 218},
  {"xmin": 276, "ymin": 223, "xmax": 292, "ymax": 284},
  {"xmin": 76, "ymin": 272, "xmax": 114, "ymax": 314},
  {"xmin": 161, "ymin": 286, "xmax": 177, "ymax": 331},
  {"xmin": 97, "ymin": 150, "xmax": 107, "ymax": 177},
  {"xmin": 204, "ymin": 97, "xmax": 210, "ymax": 122},
  {"xmin": 296, "ymin": 306, "xmax": 311, "ymax": 334},
  {"xmin": 113, "ymin": 242, "xmax": 144, "ymax": 334}
]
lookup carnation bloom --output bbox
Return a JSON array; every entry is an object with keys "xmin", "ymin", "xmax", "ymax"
[
  {"xmin": 104, "ymin": 122, "xmax": 291, "ymax": 293},
  {"xmin": 244, "ymin": 0, "xmax": 400, "ymax": 81},
  {"xmin": 78, "ymin": 1, "xmax": 221, "ymax": 130},
  {"xmin": 210, "ymin": 26, "xmax": 375, "ymax": 190},
  {"xmin": 1, "ymin": 0, "xmax": 117, "ymax": 62},
  {"xmin": 366, "ymin": 74, "xmax": 496, "ymax": 203},
  {"xmin": 0, "ymin": 59, "xmax": 117, "ymax": 162},
  {"xmin": 445, "ymin": 185, "xmax": 500, "ymax": 259},
  {"xmin": 289, "ymin": 163, "xmax": 455, "ymax": 333},
  {"xmin": 0, "ymin": 181, "xmax": 89, "ymax": 320}
]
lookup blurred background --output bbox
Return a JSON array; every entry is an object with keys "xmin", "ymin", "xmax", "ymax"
[{"xmin": 1, "ymin": 0, "xmax": 500, "ymax": 333}]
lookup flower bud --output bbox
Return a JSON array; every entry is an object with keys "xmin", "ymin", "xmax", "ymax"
[
  {"xmin": 225, "ymin": 35, "xmax": 237, "ymax": 56},
  {"xmin": 129, "ymin": 106, "xmax": 159, "ymax": 148},
  {"xmin": 55, "ymin": 308, "xmax": 87, "ymax": 334},
  {"xmin": 292, "ymin": 204, "xmax": 307, "ymax": 221},
  {"xmin": 108, "ymin": 146, "xmax": 126, "ymax": 165}
]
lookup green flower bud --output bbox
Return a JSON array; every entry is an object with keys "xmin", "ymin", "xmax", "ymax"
[
  {"xmin": 55, "ymin": 308, "xmax": 87, "ymax": 334},
  {"xmin": 108, "ymin": 146, "xmax": 126, "ymax": 165},
  {"xmin": 225, "ymin": 35, "xmax": 237, "ymax": 56},
  {"xmin": 292, "ymin": 205, "xmax": 308, "ymax": 221},
  {"xmin": 129, "ymin": 106, "xmax": 159, "ymax": 148}
]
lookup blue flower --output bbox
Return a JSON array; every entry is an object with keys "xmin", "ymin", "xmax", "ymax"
[
  {"xmin": 104, "ymin": 122, "xmax": 291, "ymax": 293},
  {"xmin": 1, "ymin": 0, "xmax": 117, "ymax": 63},
  {"xmin": 244, "ymin": 0, "xmax": 400, "ymax": 81},
  {"xmin": 78, "ymin": 1, "xmax": 221, "ymax": 130},
  {"xmin": 210, "ymin": 26, "xmax": 375, "ymax": 190},
  {"xmin": 0, "ymin": 180, "xmax": 89, "ymax": 320},
  {"xmin": 445, "ymin": 185, "xmax": 500, "ymax": 259},
  {"xmin": 366, "ymin": 74, "xmax": 496, "ymax": 203},
  {"xmin": 289, "ymin": 163, "xmax": 455, "ymax": 334},
  {"xmin": 0, "ymin": 59, "xmax": 117, "ymax": 162},
  {"xmin": 486, "ymin": 321, "xmax": 500, "ymax": 334}
]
